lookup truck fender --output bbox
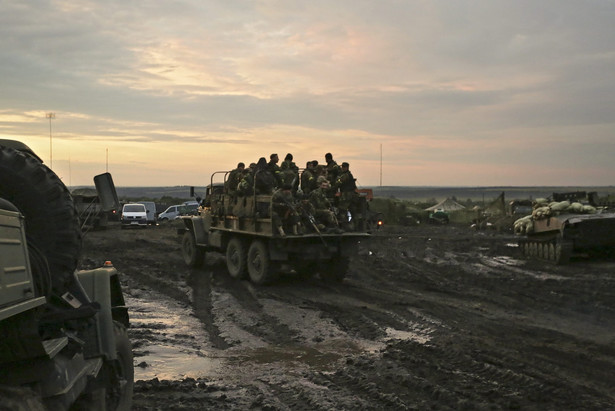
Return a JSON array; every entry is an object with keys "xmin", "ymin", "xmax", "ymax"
[
  {"xmin": 76, "ymin": 266, "xmax": 129, "ymax": 361},
  {"xmin": 181, "ymin": 216, "xmax": 209, "ymax": 245}
]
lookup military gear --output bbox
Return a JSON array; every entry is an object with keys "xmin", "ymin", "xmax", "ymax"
[
  {"xmin": 300, "ymin": 168, "xmax": 315, "ymax": 194},
  {"xmin": 255, "ymin": 157, "xmax": 276, "ymax": 194},
  {"xmin": 226, "ymin": 166, "xmax": 245, "ymax": 195},
  {"xmin": 309, "ymin": 187, "xmax": 338, "ymax": 228},
  {"xmin": 280, "ymin": 158, "xmax": 299, "ymax": 190}
]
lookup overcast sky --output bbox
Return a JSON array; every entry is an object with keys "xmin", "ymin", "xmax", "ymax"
[{"xmin": 1, "ymin": 0, "xmax": 614, "ymax": 187}]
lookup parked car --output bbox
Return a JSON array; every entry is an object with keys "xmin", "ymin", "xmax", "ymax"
[
  {"xmin": 121, "ymin": 203, "xmax": 148, "ymax": 228},
  {"xmin": 158, "ymin": 204, "xmax": 183, "ymax": 221}
]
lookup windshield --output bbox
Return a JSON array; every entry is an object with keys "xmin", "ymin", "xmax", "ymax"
[{"xmin": 124, "ymin": 204, "xmax": 145, "ymax": 212}]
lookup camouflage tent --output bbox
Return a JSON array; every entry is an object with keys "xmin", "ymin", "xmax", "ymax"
[{"xmin": 425, "ymin": 198, "xmax": 466, "ymax": 212}]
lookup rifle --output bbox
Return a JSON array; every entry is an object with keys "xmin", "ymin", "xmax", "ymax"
[{"xmin": 276, "ymin": 195, "xmax": 328, "ymax": 245}]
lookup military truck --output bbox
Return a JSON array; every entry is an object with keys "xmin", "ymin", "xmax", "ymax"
[
  {"xmin": 516, "ymin": 191, "xmax": 615, "ymax": 264},
  {"xmin": 0, "ymin": 140, "xmax": 133, "ymax": 409},
  {"xmin": 72, "ymin": 174, "xmax": 120, "ymax": 231},
  {"xmin": 179, "ymin": 172, "xmax": 371, "ymax": 284}
]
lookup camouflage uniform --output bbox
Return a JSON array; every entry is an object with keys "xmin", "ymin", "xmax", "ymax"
[
  {"xmin": 225, "ymin": 164, "xmax": 245, "ymax": 195},
  {"xmin": 237, "ymin": 168, "xmax": 254, "ymax": 196},
  {"xmin": 267, "ymin": 154, "xmax": 281, "ymax": 188},
  {"xmin": 308, "ymin": 185, "xmax": 337, "ymax": 228},
  {"xmin": 271, "ymin": 186, "xmax": 300, "ymax": 235},
  {"xmin": 280, "ymin": 156, "xmax": 299, "ymax": 191},
  {"xmin": 335, "ymin": 167, "xmax": 357, "ymax": 210},
  {"xmin": 301, "ymin": 168, "xmax": 316, "ymax": 195},
  {"xmin": 325, "ymin": 154, "xmax": 341, "ymax": 187},
  {"xmin": 335, "ymin": 163, "xmax": 361, "ymax": 229},
  {"xmin": 255, "ymin": 157, "xmax": 276, "ymax": 195}
]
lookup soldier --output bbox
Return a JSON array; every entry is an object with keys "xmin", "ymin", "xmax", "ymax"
[
  {"xmin": 271, "ymin": 184, "xmax": 301, "ymax": 236},
  {"xmin": 225, "ymin": 162, "xmax": 245, "ymax": 196},
  {"xmin": 310, "ymin": 161, "xmax": 323, "ymax": 193},
  {"xmin": 324, "ymin": 153, "xmax": 341, "ymax": 187},
  {"xmin": 280, "ymin": 153, "xmax": 299, "ymax": 191},
  {"xmin": 300, "ymin": 160, "xmax": 316, "ymax": 195},
  {"xmin": 335, "ymin": 162, "xmax": 360, "ymax": 229},
  {"xmin": 308, "ymin": 176, "xmax": 339, "ymax": 231},
  {"xmin": 255, "ymin": 157, "xmax": 276, "ymax": 195},
  {"xmin": 237, "ymin": 163, "xmax": 256, "ymax": 196},
  {"xmin": 267, "ymin": 153, "xmax": 281, "ymax": 188}
]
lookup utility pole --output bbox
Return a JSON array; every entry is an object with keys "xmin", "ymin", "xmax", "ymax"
[
  {"xmin": 379, "ymin": 143, "xmax": 383, "ymax": 187},
  {"xmin": 46, "ymin": 112, "xmax": 55, "ymax": 169}
]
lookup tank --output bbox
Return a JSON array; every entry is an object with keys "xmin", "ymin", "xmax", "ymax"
[{"xmin": 515, "ymin": 191, "xmax": 615, "ymax": 264}]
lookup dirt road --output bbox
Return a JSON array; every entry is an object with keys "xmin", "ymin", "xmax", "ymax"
[{"xmin": 80, "ymin": 222, "xmax": 615, "ymax": 410}]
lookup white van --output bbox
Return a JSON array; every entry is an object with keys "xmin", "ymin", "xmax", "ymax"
[
  {"xmin": 121, "ymin": 203, "xmax": 148, "ymax": 228},
  {"xmin": 137, "ymin": 201, "xmax": 157, "ymax": 225},
  {"xmin": 158, "ymin": 204, "xmax": 182, "ymax": 221}
]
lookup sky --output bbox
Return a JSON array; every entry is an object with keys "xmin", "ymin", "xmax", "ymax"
[{"xmin": 1, "ymin": 0, "xmax": 614, "ymax": 187}]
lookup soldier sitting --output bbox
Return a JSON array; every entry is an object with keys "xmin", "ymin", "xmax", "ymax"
[
  {"xmin": 225, "ymin": 162, "xmax": 245, "ymax": 196},
  {"xmin": 271, "ymin": 184, "xmax": 301, "ymax": 236},
  {"xmin": 308, "ymin": 177, "xmax": 340, "ymax": 232}
]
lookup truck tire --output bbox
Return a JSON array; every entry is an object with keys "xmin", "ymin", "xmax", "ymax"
[
  {"xmin": 111, "ymin": 321, "xmax": 134, "ymax": 411},
  {"xmin": 0, "ymin": 386, "xmax": 46, "ymax": 411},
  {"xmin": 247, "ymin": 240, "xmax": 272, "ymax": 285},
  {"xmin": 73, "ymin": 322, "xmax": 134, "ymax": 411},
  {"xmin": 320, "ymin": 256, "xmax": 349, "ymax": 283},
  {"xmin": 182, "ymin": 231, "xmax": 205, "ymax": 268},
  {"xmin": 0, "ymin": 145, "xmax": 82, "ymax": 297},
  {"xmin": 226, "ymin": 237, "xmax": 247, "ymax": 279}
]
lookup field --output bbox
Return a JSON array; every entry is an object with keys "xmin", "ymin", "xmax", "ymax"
[{"xmin": 80, "ymin": 220, "xmax": 615, "ymax": 410}]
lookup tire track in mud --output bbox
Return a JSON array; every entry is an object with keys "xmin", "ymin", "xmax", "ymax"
[
  {"xmin": 207, "ymin": 267, "xmax": 301, "ymax": 346},
  {"xmin": 84, "ymin": 224, "xmax": 615, "ymax": 409},
  {"xmin": 186, "ymin": 267, "xmax": 230, "ymax": 350}
]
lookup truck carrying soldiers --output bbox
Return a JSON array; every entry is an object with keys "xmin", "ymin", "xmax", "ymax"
[{"xmin": 179, "ymin": 153, "xmax": 376, "ymax": 285}]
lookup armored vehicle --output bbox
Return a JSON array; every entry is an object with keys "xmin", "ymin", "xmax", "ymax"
[
  {"xmin": 179, "ymin": 172, "xmax": 372, "ymax": 284},
  {"xmin": 516, "ymin": 191, "xmax": 615, "ymax": 264},
  {"xmin": 0, "ymin": 140, "xmax": 133, "ymax": 409}
]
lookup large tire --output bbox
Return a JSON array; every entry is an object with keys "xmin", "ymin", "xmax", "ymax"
[
  {"xmin": 0, "ymin": 144, "xmax": 82, "ymax": 298},
  {"xmin": 110, "ymin": 321, "xmax": 134, "ymax": 411},
  {"xmin": 247, "ymin": 240, "xmax": 272, "ymax": 285},
  {"xmin": 72, "ymin": 322, "xmax": 134, "ymax": 411},
  {"xmin": 226, "ymin": 237, "xmax": 247, "ymax": 279},
  {"xmin": 182, "ymin": 231, "xmax": 205, "ymax": 268}
]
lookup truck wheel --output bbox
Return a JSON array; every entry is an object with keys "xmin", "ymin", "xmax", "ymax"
[
  {"xmin": 320, "ymin": 256, "xmax": 349, "ymax": 283},
  {"xmin": 75, "ymin": 322, "xmax": 134, "ymax": 411},
  {"xmin": 247, "ymin": 240, "xmax": 272, "ymax": 285},
  {"xmin": 226, "ymin": 237, "xmax": 247, "ymax": 279},
  {"xmin": 182, "ymin": 231, "xmax": 205, "ymax": 267},
  {"xmin": 0, "ymin": 145, "xmax": 81, "ymax": 297},
  {"xmin": 111, "ymin": 321, "xmax": 134, "ymax": 411}
]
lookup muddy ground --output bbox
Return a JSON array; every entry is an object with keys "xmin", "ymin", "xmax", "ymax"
[{"xmin": 79, "ymin": 221, "xmax": 615, "ymax": 410}]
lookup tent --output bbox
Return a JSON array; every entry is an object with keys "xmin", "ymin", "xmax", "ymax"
[{"xmin": 425, "ymin": 198, "xmax": 466, "ymax": 212}]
